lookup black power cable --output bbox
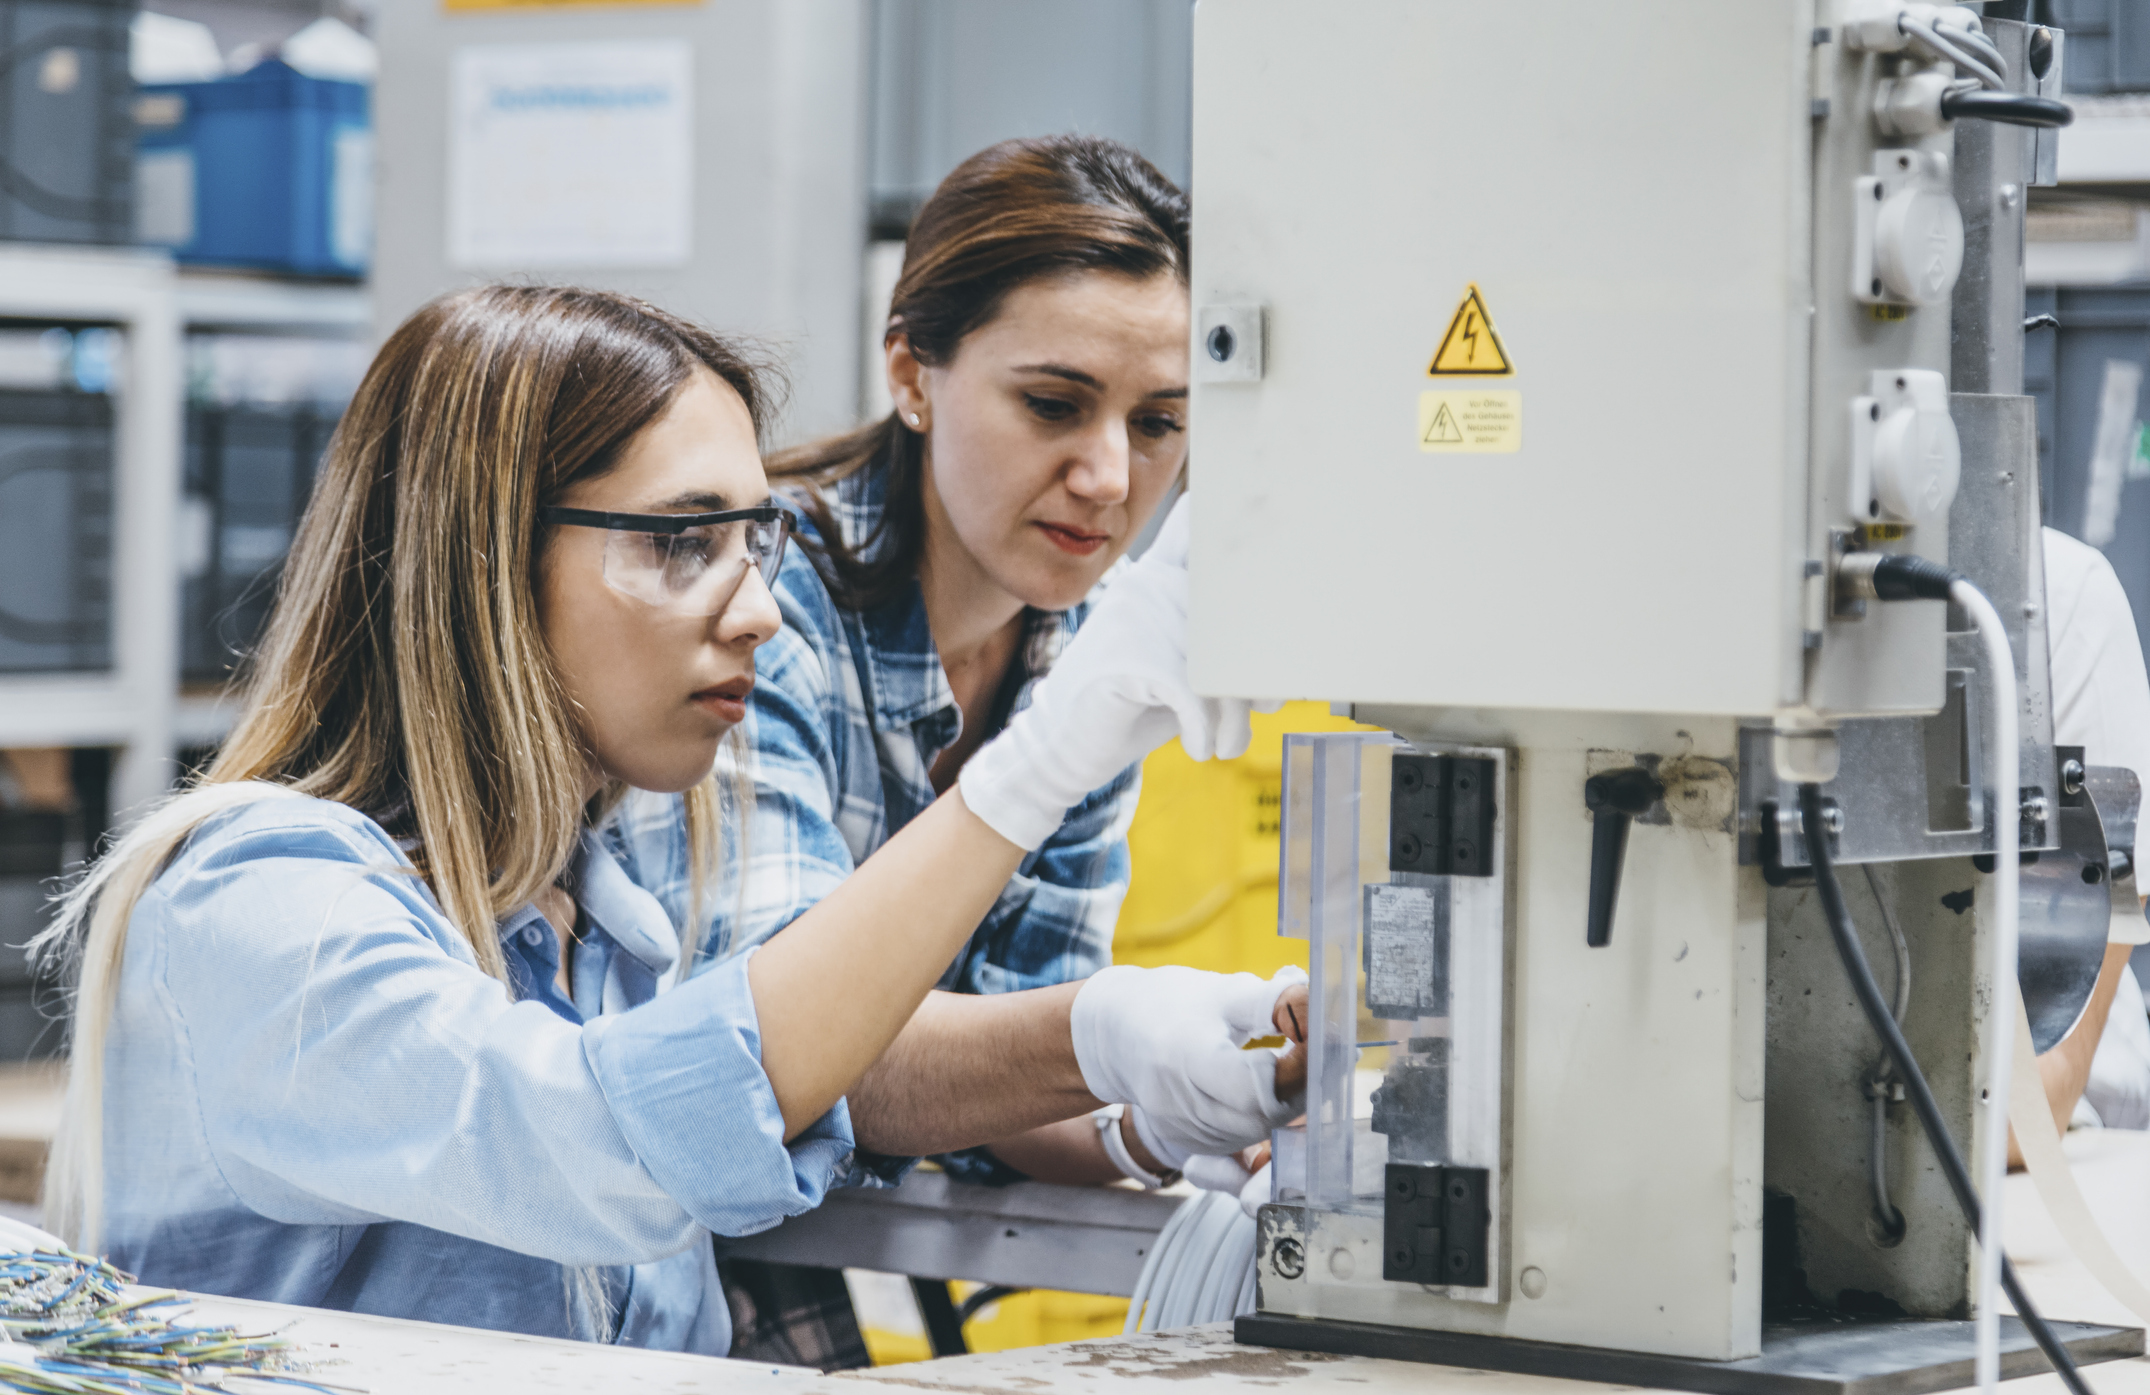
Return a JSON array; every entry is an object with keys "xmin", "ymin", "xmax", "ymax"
[
  {"xmin": 1798, "ymin": 783, "xmax": 2093, "ymax": 1395},
  {"xmin": 1941, "ymin": 89, "xmax": 2075, "ymax": 128}
]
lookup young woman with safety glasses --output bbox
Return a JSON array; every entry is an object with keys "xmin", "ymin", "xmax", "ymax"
[{"xmin": 32, "ymin": 285, "xmax": 1301, "ymax": 1354}]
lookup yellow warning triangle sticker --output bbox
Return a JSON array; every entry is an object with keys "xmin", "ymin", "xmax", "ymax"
[
  {"xmin": 1427, "ymin": 283, "xmax": 1514, "ymax": 377},
  {"xmin": 1423, "ymin": 401, "xmax": 1464, "ymax": 444}
]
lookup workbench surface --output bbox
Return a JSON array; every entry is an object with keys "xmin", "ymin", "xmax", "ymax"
[
  {"xmin": 830, "ymin": 1129, "xmax": 2150, "ymax": 1395},
  {"xmin": 90, "ymin": 1128, "xmax": 2150, "ymax": 1393},
  {"xmin": 173, "ymin": 1292, "xmax": 819, "ymax": 1392}
]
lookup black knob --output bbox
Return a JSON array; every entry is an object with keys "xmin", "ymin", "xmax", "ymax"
[{"xmin": 1583, "ymin": 768, "xmax": 1665, "ymax": 949}]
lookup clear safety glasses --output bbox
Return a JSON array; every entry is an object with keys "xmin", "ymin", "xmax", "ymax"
[{"xmin": 540, "ymin": 504, "xmax": 793, "ymax": 617}]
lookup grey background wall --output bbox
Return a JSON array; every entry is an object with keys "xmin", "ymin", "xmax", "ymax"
[
  {"xmin": 867, "ymin": 0, "xmax": 1191, "ymax": 235},
  {"xmin": 369, "ymin": 0, "xmax": 1193, "ymax": 447},
  {"xmin": 370, "ymin": 0, "xmax": 872, "ymax": 445}
]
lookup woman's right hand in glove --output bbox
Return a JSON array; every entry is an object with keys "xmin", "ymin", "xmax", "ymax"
[
  {"xmin": 958, "ymin": 497, "xmax": 1277, "ymax": 850},
  {"xmin": 1073, "ymin": 965, "xmax": 1309, "ymax": 1164}
]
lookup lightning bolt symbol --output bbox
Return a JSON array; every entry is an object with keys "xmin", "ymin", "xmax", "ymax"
[{"xmin": 1462, "ymin": 311, "xmax": 1479, "ymax": 365}]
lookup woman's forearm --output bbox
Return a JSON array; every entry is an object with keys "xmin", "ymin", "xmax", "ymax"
[
  {"xmin": 982, "ymin": 1110, "xmax": 1179, "ymax": 1185},
  {"xmin": 748, "ymin": 788, "xmax": 1029, "ymax": 1139},
  {"xmin": 845, "ymin": 985, "xmax": 1100, "ymax": 1156},
  {"xmin": 2010, "ymin": 940, "xmax": 2134, "ymax": 1168},
  {"xmin": 2041, "ymin": 942, "xmax": 2134, "ymax": 1129}
]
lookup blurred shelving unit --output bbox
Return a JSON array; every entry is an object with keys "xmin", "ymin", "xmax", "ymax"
[
  {"xmin": 0, "ymin": 243, "xmax": 183, "ymax": 818},
  {"xmin": 175, "ymin": 270, "xmax": 369, "ymax": 337},
  {"xmin": 170, "ymin": 270, "xmax": 369, "ymax": 758},
  {"xmin": 0, "ymin": 248, "xmax": 369, "ymax": 817}
]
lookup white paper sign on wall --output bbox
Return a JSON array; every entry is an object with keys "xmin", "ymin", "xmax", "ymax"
[{"xmin": 447, "ymin": 39, "xmax": 693, "ymax": 270}]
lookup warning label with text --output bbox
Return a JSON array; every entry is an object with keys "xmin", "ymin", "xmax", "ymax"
[{"xmin": 1419, "ymin": 390, "xmax": 1521, "ymax": 454}]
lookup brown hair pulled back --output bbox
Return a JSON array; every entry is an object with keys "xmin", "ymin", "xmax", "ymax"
[{"xmin": 769, "ymin": 134, "xmax": 1189, "ymax": 611}]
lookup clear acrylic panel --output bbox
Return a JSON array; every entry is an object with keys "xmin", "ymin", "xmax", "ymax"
[
  {"xmin": 1274, "ymin": 732, "xmax": 1511, "ymax": 1298},
  {"xmin": 1277, "ymin": 732, "xmax": 1398, "ymax": 1215}
]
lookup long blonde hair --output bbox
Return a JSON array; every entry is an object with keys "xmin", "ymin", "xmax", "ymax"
[{"xmin": 33, "ymin": 286, "xmax": 774, "ymax": 1250}]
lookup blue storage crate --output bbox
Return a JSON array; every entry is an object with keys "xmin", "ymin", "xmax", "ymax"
[{"xmin": 135, "ymin": 59, "xmax": 371, "ymax": 278}]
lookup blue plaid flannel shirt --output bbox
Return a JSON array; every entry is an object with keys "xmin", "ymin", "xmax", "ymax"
[{"xmin": 603, "ymin": 464, "xmax": 1140, "ymax": 1156}]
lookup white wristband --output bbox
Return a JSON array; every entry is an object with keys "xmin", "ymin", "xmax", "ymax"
[{"xmin": 1094, "ymin": 1104, "xmax": 1178, "ymax": 1189}]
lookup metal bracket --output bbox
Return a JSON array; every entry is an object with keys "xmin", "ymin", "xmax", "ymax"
[
  {"xmin": 1970, "ymin": 787, "xmax": 2049, "ymax": 872},
  {"xmin": 1757, "ymin": 797, "xmax": 1840, "ymax": 887}
]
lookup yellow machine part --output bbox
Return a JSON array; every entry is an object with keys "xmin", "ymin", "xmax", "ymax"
[
  {"xmin": 1114, "ymin": 700, "xmax": 1373, "ymax": 977},
  {"xmin": 862, "ymin": 1285, "xmax": 1133, "ymax": 1364},
  {"xmin": 861, "ymin": 702, "xmax": 1378, "ymax": 1363}
]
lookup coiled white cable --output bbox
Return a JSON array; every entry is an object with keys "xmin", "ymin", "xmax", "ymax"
[
  {"xmin": 1124, "ymin": 1190, "xmax": 1259, "ymax": 1333},
  {"xmin": 1955, "ymin": 576, "xmax": 2019, "ymax": 1395},
  {"xmin": 1897, "ymin": 6, "xmax": 2009, "ymax": 90},
  {"xmin": 0, "ymin": 1216, "xmax": 64, "ymax": 1255},
  {"xmin": 1836, "ymin": 553, "xmax": 2088, "ymax": 1395}
]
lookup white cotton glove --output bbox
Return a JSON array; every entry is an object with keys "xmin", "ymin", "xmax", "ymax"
[
  {"xmin": 1071, "ymin": 964, "xmax": 1308, "ymax": 1161},
  {"xmin": 1181, "ymin": 1151, "xmax": 1256, "ymax": 1196},
  {"xmin": 1181, "ymin": 1152, "xmax": 1273, "ymax": 1218},
  {"xmin": 958, "ymin": 497, "xmax": 1281, "ymax": 851}
]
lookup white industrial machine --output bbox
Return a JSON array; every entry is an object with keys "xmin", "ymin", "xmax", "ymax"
[{"xmin": 1189, "ymin": 3, "xmax": 2137, "ymax": 1390}]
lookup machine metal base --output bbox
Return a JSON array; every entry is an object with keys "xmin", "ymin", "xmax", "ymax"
[{"xmin": 1235, "ymin": 1312, "xmax": 2143, "ymax": 1395}]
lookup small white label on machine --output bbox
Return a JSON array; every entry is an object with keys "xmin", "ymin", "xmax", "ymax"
[
  {"xmin": 1419, "ymin": 391, "xmax": 1521, "ymax": 454},
  {"xmin": 1365, "ymin": 883, "xmax": 1443, "ymax": 1019}
]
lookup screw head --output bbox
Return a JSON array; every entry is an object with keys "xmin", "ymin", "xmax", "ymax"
[
  {"xmin": 1272, "ymin": 1237, "xmax": 1305, "ymax": 1280},
  {"xmin": 2063, "ymin": 758, "xmax": 2085, "ymax": 795},
  {"xmin": 1395, "ymin": 833, "xmax": 1423, "ymax": 864},
  {"xmin": 1398, "ymin": 764, "xmax": 1423, "ymax": 793}
]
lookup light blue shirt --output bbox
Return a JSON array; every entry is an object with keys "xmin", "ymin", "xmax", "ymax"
[{"xmin": 101, "ymin": 794, "xmax": 854, "ymax": 1354}]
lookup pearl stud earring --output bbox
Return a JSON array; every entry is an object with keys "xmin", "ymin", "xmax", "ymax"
[{"xmin": 909, "ymin": 413, "xmax": 922, "ymax": 427}]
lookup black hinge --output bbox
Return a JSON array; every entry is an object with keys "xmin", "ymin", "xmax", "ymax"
[
  {"xmin": 1390, "ymin": 754, "xmax": 1496, "ymax": 877},
  {"xmin": 1383, "ymin": 1163, "xmax": 1489, "ymax": 1287}
]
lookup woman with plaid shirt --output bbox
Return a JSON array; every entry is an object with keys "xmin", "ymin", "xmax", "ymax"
[{"xmin": 667, "ymin": 138, "xmax": 1271, "ymax": 1362}]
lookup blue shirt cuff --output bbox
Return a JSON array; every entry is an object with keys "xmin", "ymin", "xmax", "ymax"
[{"xmin": 581, "ymin": 948, "xmax": 854, "ymax": 1237}]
